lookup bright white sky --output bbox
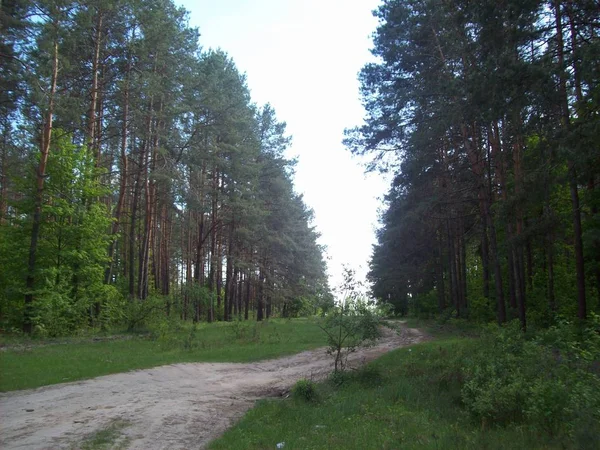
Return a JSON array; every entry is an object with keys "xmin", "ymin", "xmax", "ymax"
[{"xmin": 177, "ymin": 0, "xmax": 389, "ymax": 291}]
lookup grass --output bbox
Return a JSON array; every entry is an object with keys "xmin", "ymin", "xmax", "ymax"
[
  {"xmin": 0, "ymin": 318, "xmax": 326, "ymax": 392},
  {"xmin": 75, "ymin": 419, "xmax": 130, "ymax": 450},
  {"xmin": 209, "ymin": 336, "xmax": 577, "ymax": 450}
]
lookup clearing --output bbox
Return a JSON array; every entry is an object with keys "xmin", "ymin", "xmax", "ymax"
[{"xmin": 0, "ymin": 324, "xmax": 426, "ymax": 450}]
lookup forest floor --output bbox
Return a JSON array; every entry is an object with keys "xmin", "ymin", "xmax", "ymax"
[{"xmin": 0, "ymin": 324, "xmax": 427, "ymax": 450}]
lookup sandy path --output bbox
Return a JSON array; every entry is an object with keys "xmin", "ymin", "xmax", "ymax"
[{"xmin": 0, "ymin": 325, "xmax": 426, "ymax": 450}]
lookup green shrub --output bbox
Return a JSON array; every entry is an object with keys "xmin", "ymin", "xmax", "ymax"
[
  {"xmin": 319, "ymin": 268, "xmax": 383, "ymax": 372},
  {"xmin": 123, "ymin": 295, "xmax": 166, "ymax": 331},
  {"xmin": 328, "ymin": 370, "xmax": 350, "ymax": 387},
  {"xmin": 461, "ymin": 318, "xmax": 600, "ymax": 436},
  {"xmin": 292, "ymin": 379, "xmax": 318, "ymax": 402}
]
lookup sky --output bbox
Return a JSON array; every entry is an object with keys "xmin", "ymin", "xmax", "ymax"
[{"xmin": 177, "ymin": 0, "xmax": 389, "ymax": 292}]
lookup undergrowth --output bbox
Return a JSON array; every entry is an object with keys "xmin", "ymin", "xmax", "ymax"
[{"xmin": 210, "ymin": 317, "xmax": 600, "ymax": 450}]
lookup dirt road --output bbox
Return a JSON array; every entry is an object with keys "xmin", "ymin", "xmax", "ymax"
[{"xmin": 0, "ymin": 325, "xmax": 426, "ymax": 450}]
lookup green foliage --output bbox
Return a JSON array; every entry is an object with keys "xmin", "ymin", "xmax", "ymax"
[
  {"xmin": 210, "ymin": 318, "xmax": 600, "ymax": 449},
  {"xmin": 411, "ymin": 290, "xmax": 439, "ymax": 319},
  {"xmin": 353, "ymin": 0, "xmax": 600, "ymax": 328},
  {"xmin": 292, "ymin": 379, "xmax": 318, "ymax": 403},
  {"xmin": 122, "ymin": 296, "xmax": 166, "ymax": 332},
  {"xmin": 320, "ymin": 269, "xmax": 381, "ymax": 372},
  {"xmin": 211, "ymin": 336, "xmax": 590, "ymax": 450},
  {"xmin": 461, "ymin": 319, "xmax": 600, "ymax": 436},
  {"xmin": 1, "ymin": 0, "xmax": 331, "ymax": 336},
  {"xmin": 0, "ymin": 133, "xmax": 116, "ymax": 335}
]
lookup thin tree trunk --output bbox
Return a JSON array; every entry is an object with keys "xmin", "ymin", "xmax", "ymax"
[
  {"xmin": 555, "ymin": 0, "xmax": 586, "ymax": 319},
  {"xmin": 128, "ymin": 154, "xmax": 141, "ymax": 300},
  {"xmin": 88, "ymin": 9, "xmax": 103, "ymax": 164},
  {"xmin": 437, "ymin": 230, "xmax": 446, "ymax": 311},
  {"xmin": 447, "ymin": 220, "xmax": 459, "ymax": 316},
  {"xmin": 24, "ymin": 32, "xmax": 59, "ymax": 333},
  {"xmin": 245, "ymin": 270, "xmax": 251, "ymax": 320},
  {"xmin": 105, "ymin": 60, "xmax": 130, "ymax": 284},
  {"xmin": 257, "ymin": 264, "xmax": 264, "ymax": 321}
]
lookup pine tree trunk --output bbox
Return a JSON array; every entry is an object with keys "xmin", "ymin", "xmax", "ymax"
[
  {"xmin": 0, "ymin": 124, "xmax": 8, "ymax": 225},
  {"xmin": 555, "ymin": 0, "xmax": 586, "ymax": 319},
  {"xmin": 104, "ymin": 68, "xmax": 129, "ymax": 283},
  {"xmin": 245, "ymin": 270, "xmax": 251, "ymax": 320},
  {"xmin": 24, "ymin": 33, "xmax": 59, "ymax": 333},
  {"xmin": 437, "ymin": 230, "xmax": 446, "ymax": 311},
  {"xmin": 88, "ymin": 9, "xmax": 103, "ymax": 164},
  {"xmin": 257, "ymin": 265, "xmax": 264, "ymax": 321}
]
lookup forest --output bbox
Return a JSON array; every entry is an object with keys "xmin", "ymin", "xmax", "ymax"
[
  {"xmin": 349, "ymin": 0, "xmax": 600, "ymax": 330},
  {"xmin": 0, "ymin": 0, "xmax": 331, "ymax": 336},
  {"xmin": 2, "ymin": 0, "xmax": 600, "ymax": 448}
]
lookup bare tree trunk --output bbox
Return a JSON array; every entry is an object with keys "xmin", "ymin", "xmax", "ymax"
[
  {"xmin": 0, "ymin": 123, "xmax": 8, "ymax": 225},
  {"xmin": 513, "ymin": 131, "xmax": 527, "ymax": 330},
  {"xmin": 105, "ymin": 59, "xmax": 130, "ymax": 284},
  {"xmin": 437, "ymin": 230, "xmax": 446, "ymax": 311},
  {"xmin": 129, "ymin": 153, "xmax": 141, "ymax": 300},
  {"xmin": 224, "ymin": 221, "xmax": 235, "ymax": 321},
  {"xmin": 245, "ymin": 270, "xmax": 251, "ymax": 320},
  {"xmin": 257, "ymin": 263, "xmax": 264, "ymax": 321},
  {"xmin": 88, "ymin": 9, "xmax": 103, "ymax": 164},
  {"xmin": 459, "ymin": 217, "xmax": 467, "ymax": 312},
  {"xmin": 446, "ymin": 220, "xmax": 459, "ymax": 316},
  {"xmin": 555, "ymin": 0, "xmax": 586, "ymax": 319},
  {"xmin": 486, "ymin": 122, "xmax": 507, "ymax": 323}
]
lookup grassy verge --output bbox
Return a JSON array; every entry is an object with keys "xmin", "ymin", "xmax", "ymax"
[
  {"xmin": 210, "ymin": 333, "xmax": 596, "ymax": 450},
  {"xmin": 0, "ymin": 318, "xmax": 326, "ymax": 392}
]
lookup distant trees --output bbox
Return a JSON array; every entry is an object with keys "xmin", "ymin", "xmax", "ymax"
[
  {"xmin": 0, "ymin": 0, "xmax": 329, "ymax": 334},
  {"xmin": 348, "ymin": 0, "xmax": 600, "ymax": 328}
]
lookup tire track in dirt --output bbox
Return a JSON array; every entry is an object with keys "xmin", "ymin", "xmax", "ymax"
[{"xmin": 0, "ymin": 324, "xmax": 427, "ymax": 450}]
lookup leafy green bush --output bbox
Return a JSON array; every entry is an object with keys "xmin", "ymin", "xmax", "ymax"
[
  {"xmin": 320, "ymin": 299, "xmax": 380, "ymax": 372},
  {"xmin": 123, "ymin": 296, "xmax": 166, "ymax": 331},
  {"xmin": 461, "ymin": 318, "xmax": 600, "ymax": 436},
  {"xmin": 320, "ymin": 268, "xmax": 382, "ymax": 372},
  {"xmin": 327, "ymin": 370, "xmax": 350, "ymax": 387},
  {"xmin": 292, "ymin": 378, "xmax": 318, "ymax": 402}
]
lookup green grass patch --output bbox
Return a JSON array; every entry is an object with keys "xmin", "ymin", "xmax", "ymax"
[
  {"xmin": 210, "ymin": 336, "xmax": 596, "ymax": 450},
  {"xmin": 0, "ymin": 318, "xmax": 326, "ymax": 392},
  {"xmin": 75, "ymin": 419, "xmax": 130, "ymax": 450}
]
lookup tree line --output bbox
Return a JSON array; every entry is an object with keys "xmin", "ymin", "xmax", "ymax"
[
  {"xmin": 348, "ymin": 0, "xmax": 599, "ymax": 329},
  {"xmin": 0, "ymin": 0, "xmax": 331, "ymax": 335}
]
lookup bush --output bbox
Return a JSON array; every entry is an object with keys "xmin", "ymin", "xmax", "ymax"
[
  {"xmin": 123, "ymin": 296, "xmax": 166, "ymax": 331},
  {"xmin": 292, "ymin": 379, "xmax": 318, "ymax": 402},
  {"xmin": 320, "ymin": 268, "xmax": 381, "ymax": 372},
  {"xmin": 461, "ymin": 318, "xmax": 600, "ymax": 436},
  {"xmin": 327, "ymin": 370, "xmax": 350, "ymax": 387},
  {"xmin": 320, "ymin": 299, "xmax": 380, "ymax": 372}
]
